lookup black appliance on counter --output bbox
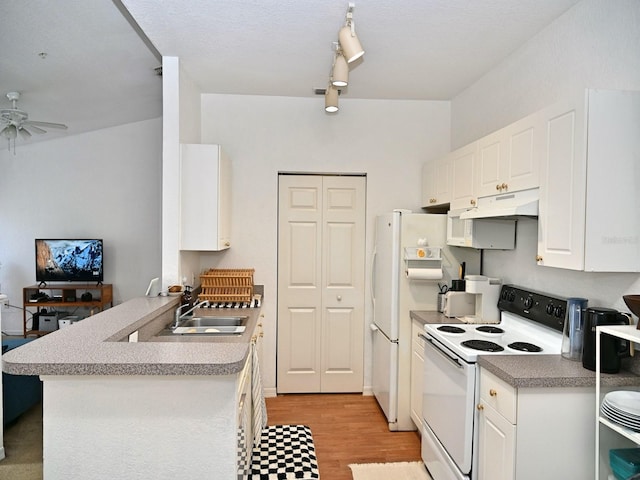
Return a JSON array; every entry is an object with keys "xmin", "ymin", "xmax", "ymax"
[{"xmin": 582, "ymin": 307, "xmax": 632, "ymax": 373}]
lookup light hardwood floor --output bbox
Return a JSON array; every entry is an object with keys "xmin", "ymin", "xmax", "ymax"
[
  {"xmin": 265, "ymin": 393, "xmax": 423, "ymax": 480},
  {"xmin": 0, "ymin": 393, "xmax": 422, "ymax": 480}
]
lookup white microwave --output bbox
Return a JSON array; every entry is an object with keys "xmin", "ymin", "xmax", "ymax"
[{"xmin": 446, "ymin": 210, "xmax": 516, "ymax": 249}]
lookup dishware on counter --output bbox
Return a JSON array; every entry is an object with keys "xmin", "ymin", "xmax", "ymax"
[
  {"xmin": 622, "ymin": 295, "xmax": 640, "ymax": 328},
  {"xmin": 561, "ymin": 297, "xmax": 588, "ymax": 361},
  {"xmin": 582, "ymin": 307, "xmax": 632, "ymax": 373}
]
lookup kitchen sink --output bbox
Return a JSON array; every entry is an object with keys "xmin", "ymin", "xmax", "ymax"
[
  {"xmin": 169, "ymin": 315, "xmax": 249, "ymax": 335},
  {"xmin": 179, "ymin": 316, "xmax": 248, "ymax": 328}
]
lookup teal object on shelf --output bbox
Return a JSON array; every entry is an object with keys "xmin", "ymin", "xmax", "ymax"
[{"xmin": 610, "ymin": 448, "xmax": 640, "ymax": 480}]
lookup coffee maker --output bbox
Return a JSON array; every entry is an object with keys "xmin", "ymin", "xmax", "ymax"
[
  {"xmin": 582, "ymin": 307, "xmax": 632, "ymax": 373},
  {"xmin": 462, "ymin": 275, "xmax": 502, "ymax": 323}
]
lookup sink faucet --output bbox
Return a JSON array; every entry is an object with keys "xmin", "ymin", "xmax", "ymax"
[{"xmin": 172, "ymin": 300, "xmax": 210, "ymax": 329}]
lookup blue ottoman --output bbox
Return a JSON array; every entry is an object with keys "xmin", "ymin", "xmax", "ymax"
[{"xmin": 2, "ymin": 338, "xmax": 42, "ymax": 426}]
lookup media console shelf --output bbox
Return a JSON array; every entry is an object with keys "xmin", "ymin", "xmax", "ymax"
[{"xmin": 22, "ymin": 284, "xmax": 113, "ymax": 337}]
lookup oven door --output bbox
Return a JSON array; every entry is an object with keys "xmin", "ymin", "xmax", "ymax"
[{"xmin": 422, "ymin": 334, "xmax": 477, "ymax": 477}]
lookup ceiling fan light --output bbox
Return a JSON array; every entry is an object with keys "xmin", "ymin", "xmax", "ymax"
[
  {"xmin": 339, "ymin": 25, "xmax": 364, "ymax": 63},
  {"xmin": 331, "ymin": 53, "xmax": 349, "ymax": 87},
  {"xmin": 1, "ymin": 124, "xmax": 17, "ymax": 140},
  {"xmin": 325, "ymin": 86, "xmax": 339, "ymax": 113}
]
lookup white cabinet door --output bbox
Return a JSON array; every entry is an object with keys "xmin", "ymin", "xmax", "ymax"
[
  {"xmin": 180, "ymin": 144, "xmax": 231, "ymax": 251},
  {"xmin": 449, "ymin": 142, "xmax": 477, "ymax": 211},
  {"xmin": 422, "ymin": 157, "xmax": 451, "ymax": 208},
  {"xmin": 410, "ymin": 321, "xmax": 425, "ymax": 433},
  {"xmin": 537, "ymin": 90, "xmax": 640, "ymax": 271},
  {"xmin": 537, "ymin": 96, "xmax": 587, "ymax": 270},
  {"xmin": 421, "ymin": 161, "xmax": 437, "ymax": 208},
  {"xmin": 476, "ymin": 114, "xmax": 539, "ymax": 199},
  {"xmin": 477, "ymin": 403, "xmax": 515, "ymax": 480}
]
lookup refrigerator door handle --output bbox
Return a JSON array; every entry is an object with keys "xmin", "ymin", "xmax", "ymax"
[{"xmin": 370, "ymin": 323, "xmax": 379, "ymax": 332}]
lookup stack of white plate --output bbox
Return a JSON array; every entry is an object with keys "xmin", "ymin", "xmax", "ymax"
[{"xmin": 601, "ymin": 391, "xmax": 640, "ymax": 432}]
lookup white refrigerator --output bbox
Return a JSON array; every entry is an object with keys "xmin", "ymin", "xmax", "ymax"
[{"xmin": 371, "ymin": 210, "xmax": 477, "ymax": 431}]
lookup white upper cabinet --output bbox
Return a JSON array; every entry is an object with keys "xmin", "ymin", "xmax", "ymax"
[
  {"xmin": 422, "ymin": 156, "xmax": 451, "ymax": 208},
  {"xmin": 180, "ymin": 144, "xmax": 231, "ymax": 251},
  {"xmin": 449, "ymin": 142, "xmax": 477, "ymax": 211},
  {"xmin": 475, "ymin": 114, "xmax": 540, "ymax": 199},
  {"xmin": 537, "ymin": 90, "xmax": 640, "ymax": 271}
]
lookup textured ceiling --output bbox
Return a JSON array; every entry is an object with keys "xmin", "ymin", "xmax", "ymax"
[{"xmin": 0, "ymin": 0, "xmax": 581, "ymax": 147}]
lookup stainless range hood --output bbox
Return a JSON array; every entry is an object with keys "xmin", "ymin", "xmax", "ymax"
[{"xmin": 459, "ymin": 188, "xmax": 539, "ymax": 219}]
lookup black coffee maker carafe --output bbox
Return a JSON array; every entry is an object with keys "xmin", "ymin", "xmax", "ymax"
[{"xmin": 582, "ymin": 307, "xmax": 631, "ymax": 373}]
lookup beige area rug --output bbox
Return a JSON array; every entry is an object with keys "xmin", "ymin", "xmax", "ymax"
[{"xmin": 349, "ymin": 461, "xmax": 432, "ymax": 480}]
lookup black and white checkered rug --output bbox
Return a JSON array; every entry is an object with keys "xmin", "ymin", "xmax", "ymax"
[{"xmin": 250, "ymin": 425, "xmax": 320, "ymax": 479}]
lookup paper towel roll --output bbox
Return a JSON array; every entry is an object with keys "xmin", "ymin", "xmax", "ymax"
[{"xmin": 406, "ymin": 267, "xmax": 442, "ymax": 280}]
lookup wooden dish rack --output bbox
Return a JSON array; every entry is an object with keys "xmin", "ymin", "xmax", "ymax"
[{"xmin": 198, "ymin": 268, "xmax": 254, "ymax": 303}]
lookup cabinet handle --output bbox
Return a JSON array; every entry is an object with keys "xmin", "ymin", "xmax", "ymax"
[
  {"xmin": 536, "ymin": 255, "xmax": 543, "ymax": 262},
  {"xmin": 430, "ymin": 198, "xmax": 437, "ymax": 204},
  {"xmin": 258, "ymin": 323, "xmax": 263, "ymax": 328},
  {"xmin": 259, "ymin": 332, "xmax": 264, "ymax": 338},
  {"xmin": 477, "ymin": 404, "xmax": 484, "ymax": 411},
  {"xmin": 489, "ymin": 389, "xmax": 497, "ymax": 397},
  {"xmin": 501, "ymin": 183, "xmax": 508, "ymax": 191},
  {"xmin": 496, "ymin": 184, "xmax": 502, "ymax": 191},
  {"xmin": 224, "ymin": 241, "xmax": 231, "ymax": 247},
  {"xmin": 470, "ymin": 199, "xmax": 476, "ymax": 206},
  {"xmin": 337, "ymin": 295, "xmax": 342, "ymax": 301}
]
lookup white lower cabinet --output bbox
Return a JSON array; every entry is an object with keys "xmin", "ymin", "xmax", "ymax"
[
  {"xmin": 410, "ymin": 319, "xmax": 426, "ymax": 432},
  {"xmin": 237, "ymin": 354, "xmax": 253, "ymax": 479},
  {"xmin": 477, "ymin": 368, "xmax": 595, "ymax": 480}
]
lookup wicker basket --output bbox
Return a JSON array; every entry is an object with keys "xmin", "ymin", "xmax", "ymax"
[{"xmin": 199, "ymin": 268, "xmax": 254, "ymax": 303}]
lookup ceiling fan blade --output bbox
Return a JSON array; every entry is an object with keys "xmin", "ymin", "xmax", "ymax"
[
  {"xmin": 24, "ymin": 120, "xmax": 68, "ymax": 130},
  {"xmin": 27, "ymin": 125, "xmax": 47, "ymax": 134},
  {"xmin": 18, "ymin": 127, "xmax": 32, "ymax": 139}
]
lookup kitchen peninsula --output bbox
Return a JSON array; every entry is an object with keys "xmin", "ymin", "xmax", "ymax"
[{"xmin": 2, "ymin": 295, "xmax": 263, "ymax": 480}]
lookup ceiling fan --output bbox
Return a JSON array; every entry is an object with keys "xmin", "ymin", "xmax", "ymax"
[{"xmin": 1, "ymin": 91, "xmax": 68, "ymax": 152}]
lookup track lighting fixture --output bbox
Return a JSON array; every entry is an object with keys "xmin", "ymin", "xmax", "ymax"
[
  {"xmin": 325, "ymin": 85, "xmax": 339, "ymax": 113},
  {"xmin": 339, "ymin": 3, "xmax": 364, "ymax": 63},
  {"xmin": 320, "ymin": 3, "xmax": 364, "ymax": 113},
  {"xmin": 331, "ymin": 49, "xmax": 349, "ymax": 87}
]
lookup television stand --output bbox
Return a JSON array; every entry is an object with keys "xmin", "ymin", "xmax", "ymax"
[{"xmin": 22, "ymin": 284, "xmax": 113, "ymax": 337}]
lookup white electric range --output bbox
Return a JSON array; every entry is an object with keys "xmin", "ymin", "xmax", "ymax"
[{"xmin": 421, "ymin": 285, "xmax": 567, "ymax": 480}]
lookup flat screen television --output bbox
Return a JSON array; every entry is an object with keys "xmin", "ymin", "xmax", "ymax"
[{"xmin": 35, "ymin": 239, "xmax": 104, "ymax": 284}]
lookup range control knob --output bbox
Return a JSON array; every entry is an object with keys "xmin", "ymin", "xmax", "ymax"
[
  {"xmin": 523, "ymin": 296, "xmax": 534, "ymax": 309},
  {"xmin": 501, "ymin": 289, "xmax": 516, "ymax": 302},
  {"xmin": 546, "ymin": 303, "xmax": 555, "ymax": 315},
  {"xmin": 554, "ymin": 305, "xmax": 565, "ymax": 318}
]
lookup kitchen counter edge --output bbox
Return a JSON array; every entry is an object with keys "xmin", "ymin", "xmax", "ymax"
[{"xmin": 2, "ymin": 296, "xmax": 262, "ymax": 377}]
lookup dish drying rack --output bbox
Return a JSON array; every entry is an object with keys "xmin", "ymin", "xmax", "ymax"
[{"xmin": 198, "ymin": 268, "xmax": 254, "ymax": 303}]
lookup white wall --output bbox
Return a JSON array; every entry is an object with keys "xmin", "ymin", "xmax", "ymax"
[
  {"xmin": 199, "ymin": 94, "xmax": 451, "ymax": 391},
  {"xmin": 450, "ymin": 0, "xmax": 640, "ymax": 312},
  {"xmin": 0, "ymin": 118, "xmax": 162, "ymax": 334},
  {"xmin": 451, "ymin": 0, "xmax": 640, "ymax": 147}
]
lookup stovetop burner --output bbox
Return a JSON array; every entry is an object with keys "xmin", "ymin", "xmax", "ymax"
[
  {"xmin": 461, "ymin": 339, "xmax": 505, "ymax": 352},
  {"xmin": 476, "ymin": 325, "xmax": 504, "ymax": 334},
  {"xmin": 508, "ymin": 342, "xmax": 542, "ymax": 352},
  {"xmin": 437, "ymin": 325, "xmax": 465, "ymax": 334}
]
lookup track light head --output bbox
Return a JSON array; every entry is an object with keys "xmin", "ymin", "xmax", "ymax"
[
  {"xmin": 339, "ymin": 4, "xmax": 364, "ymax": 63},
  {"xmin": 331, "ymin": 51, "xmax": 349, "ymax": 87},
  {"xmin": 325, "ymin": 85, "xmax": 339, "ymax": 113}
]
